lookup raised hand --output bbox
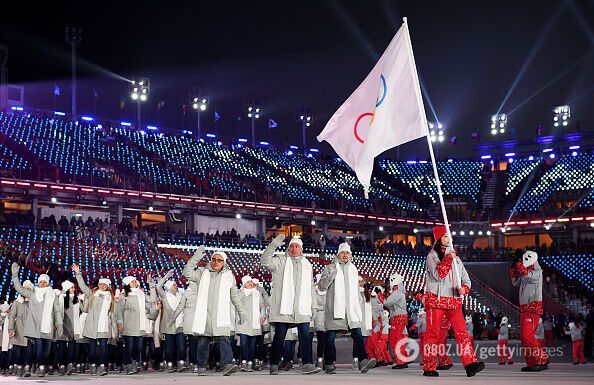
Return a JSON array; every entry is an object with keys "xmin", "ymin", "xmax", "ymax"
[
  {"xmin": 272, "ymin": 234, "xmax": 286, "ymax": 247},
  {"xmin": 72, "ymin": 264, "xmax": 80, "ymax": 274},
  {"xmin": 10, "ymin": 262, "xmax": 19, "ymax": 276},
  {"xmin": 192, "ymin": 245, "xmax": 206, "ymax": 260}
]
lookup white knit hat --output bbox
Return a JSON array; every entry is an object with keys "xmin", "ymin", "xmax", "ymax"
[
  {"xmin": 212, "ymin": 251, "xmax": 228, "ymax": 262},
  {"xmin": 569, "ymin": 322, "xmax": 576, "ymax": 330},
  {"xmin": 122, "ymin": 276, "xmax": 136, "ymax": 286},
  {"xmin": 501, "ymin": 316, "xmax": 508, "ymax": 324},
  {"xmin": 23, "ymin": 280, "xmax": 33, "ymax": 289},
  {"xmin": 338, "ymin": 242, "xmax": 351, "ymax": 254},
  {"xmin": 389, "ymin": 273, "xmax": 403, "ymax": 287},
  {"xmin": 241, "ymin": 275, "xmax": 253, "ymax": 286},
  {"xmin": 98, "ymin": 278, "xmax": 111, "ymax": 286},
  {"xmin": 522, "ymin": 250, "xmax": 538, "ymax": 267},
  {"xmin": 289, "ymin": 236, "xmax": 303, "ymax": 248},
  {"xmin": 358, "ymin": 276, "xmax": 364, "ymax": 282},
  {"xmin": 61, "ymin": 280, "xmax": 74, "ymax": 292},
  {"xmin": 164, "ymin": 281, "xmax": 176, "ymax": 291},
  {"xmin": 38, "ymin": 274, "xmax": 50, "ymax": 284}
]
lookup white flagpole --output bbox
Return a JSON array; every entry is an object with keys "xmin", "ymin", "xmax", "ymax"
[{"xmin": 402, "ymin": 17, "xmax": 461, "ymax": 288}]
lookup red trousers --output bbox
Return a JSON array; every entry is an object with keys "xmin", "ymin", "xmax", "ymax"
[
  {"xmin": 520, "ymin": 312, "xmax": 548, "ymax": 366},
  {"xmin": 366, "ymin": 324, "xmax": 379, "ymax": 361},
  {"xmin": 438, "ymin": 315, "xmax": 453, "ymax": 366},
  {"xmin": 377, "ymin": 333, "xmax": 392, "ymax": 364},
  {"xmin": 498, "ymin": 339, "xmax": 513, "ymax": 363},
  {"xmin": 573, "ymin": 340, "xmax": 586, "ymax": 364},
  {"xmin": 388, "ymin": 314, "xmax": 408, "ymax": 365},
  {"xmin": 544, "ymin": 330, "xmax": 554, "ymax": 346},
  {"xmin": 423, "ymin": 307, "xmax": 477, "ymax": 371}
]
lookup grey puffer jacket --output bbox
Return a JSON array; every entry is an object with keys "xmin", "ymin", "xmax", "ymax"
[
  {"xmin": 261, "ymin": 239, "xmax": 314, "ymax": 325},
  {"xmin": 156, "ymin": 276, "xmax": 183, "ymax": 335},
  {"xmin": 425, "ymin": 249, "xmax": 471, "ymax": 305},
  {"xmin": 511, "ymin": 261, "xmax": 543, "ymax": 309},
  {"xmin": 116, "ymin": 287, "xmax": 157, "ymax": 337},
  {"xmin": 8, "ymin": 298, "xmax": 28, "ymax": 346},
  {"xmin": 12, "ymin": 276, "xmax": 62, "ymax": 340},
  {"xmin": 182, "ymin": 257, "xmax": 244, "ymax": 337},
  {"xmin": 56, "ymin": 293, "xmax": 80, "ymax": 341},
  {"xmin": 170, "ymin": 282, "xmax": 198, "ymax": 335},
  {"xmin": 498, "ymin": 324, "xmax": 509, "ymax": 340},
  {"xmin": 318, "ymin": 258, "xmax": 362, "ymax": 331},
  {"xmin": 312, "ymin": 288, "xmax": 326, "ymax": 332},
  {"xmin": 384, "ymin": 285, "xmax": 407, "ymax": 317},
  {"xmin": 75, "ymin": 273, "xmax": 117, "ymax": 340}
]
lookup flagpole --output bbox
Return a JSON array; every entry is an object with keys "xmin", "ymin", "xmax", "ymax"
[{"xmin": 402, "ymin": 17, "xmax": 460, "ymax": 288}]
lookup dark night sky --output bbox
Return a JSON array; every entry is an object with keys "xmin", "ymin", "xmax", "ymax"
[{"xmin": 1, "ymin": 0, "xmax": 594, "ymax": 159}]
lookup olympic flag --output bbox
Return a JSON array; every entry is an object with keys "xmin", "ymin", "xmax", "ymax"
[{"xmin": 316, "ymin": 18, "xmax": 428, "ymax": 198}]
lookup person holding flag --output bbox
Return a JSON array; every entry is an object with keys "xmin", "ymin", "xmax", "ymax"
[{"xmin": 422, "ymin": 227, "xmax": 484, "ymax": 377}]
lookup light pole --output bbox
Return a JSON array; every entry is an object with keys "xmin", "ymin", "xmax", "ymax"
[
  {"xmin": 245, "ymin": 98, "xmax": 262, "ymax": 146},
  {"xmin": 65, "ymin": 27, "xmax": 82, "ymax": 118},
  {"xmin": 552, "ymin": 105, "xmax": 570, "ymax": 128},
  {"xmin": 296, "ymin": 107, "xmax": 312, "ymax": 152},
  {"xmin": 130, "ymin": 77, "xmax": 150, "ymax": 129},
  {"xmin": 428, "ymin": 121, "xmax": 444, "ymax": 159},
  {"xmin": 190, "ymin": 88, "xmax": 208, "ymax": 138},
  {"xmin": 490, "ymin": 113, "xmax": 507, "ymax": 136}
]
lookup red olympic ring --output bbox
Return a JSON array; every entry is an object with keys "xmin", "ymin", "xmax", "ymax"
[{"xmin": 354, "ymin": 112, "xmax": 374, "ymax": 144}]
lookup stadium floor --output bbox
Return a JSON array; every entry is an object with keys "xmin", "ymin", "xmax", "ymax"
[{"xmin": 0, "ymin": 340, "xmax": 592, "ymax": 384}]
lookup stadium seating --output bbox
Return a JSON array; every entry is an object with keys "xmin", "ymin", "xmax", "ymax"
[
  {"xmin": 505, "ymin": 156, "xmax": 543, "ymax": 196},
  {"xmin": 515, "ymin": 153, "xmax": 594, "ymax": 212},
  {"xmin": 379, "ymin": 159, "xmax": 483, "ymax": 203}
]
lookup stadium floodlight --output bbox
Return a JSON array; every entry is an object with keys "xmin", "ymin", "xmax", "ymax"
[
  {"xmin": 552, "ymin": 105, "xmax": 570, "ymax": 128},
  {"xmin": 245, "ymin": 97, "xmax": 262, "ymax": 146},
  {"xmin": 130, "ymin": 77, "xmax": 150, "ymax": 129},
  {"xmin": 428, "ymin": 121, "xmax": 445, "ymax": 143},
  {"xmin": 490, "ymin": 113, "xmax": 507, "ymax": 135},
  {"xmin": 296, "ymin": 107, "xmax": 313, "ymax": 151},
  {"xmin": 190, "ymin": 88, "xmax": 208, "ymax": 138}
]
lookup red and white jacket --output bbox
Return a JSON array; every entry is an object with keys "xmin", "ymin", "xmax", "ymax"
[{"xmin": 424, "ymin": 249, "xmax": 471, "ymax": 310}]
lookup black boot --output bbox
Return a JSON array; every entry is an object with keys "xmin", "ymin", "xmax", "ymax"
[{"xmin": 465, "ymin": 362, "xmax": 485, "ymax": 377}]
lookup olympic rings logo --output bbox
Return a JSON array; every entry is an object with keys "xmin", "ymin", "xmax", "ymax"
[{"xmin": 354, "ymin": 74, "xmax": 387, "ymax": 144}]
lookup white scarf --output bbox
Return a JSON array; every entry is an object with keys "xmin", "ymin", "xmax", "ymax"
[
  {"xmin": 94, "ymin": 290, "xmax": 112, "ymax": 333},
  {"xmin": 1, "ymin": 308, "xmax": 10, "ymax": 351},
  {"xmin": 280, "ymin": 257, "xmax": 312, "ymax": 316},
  {"xmin": 166, "ymin": 291, "xmax": 183, "ymax": 328},
  {"xmin": 192, "ymin": 268, "xmax": 234, "ymax": 335},
  {"xmin": 128, "ymin": 288, "xmax": 147, "ymax": 332},
  {"xmin": 153, "ymin": 310, "xmax": 161, "ymax": 348},
  {"xmin": 242, "ymin": 288, "xmax": 261, "ymax": 330},
  {"xmin": 34, "ymin": 286, "xmax": 56, "ymax": 334},
  {"xmin": 333, "ymin": 261, "xmax": 362, "ymax": 322}
]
